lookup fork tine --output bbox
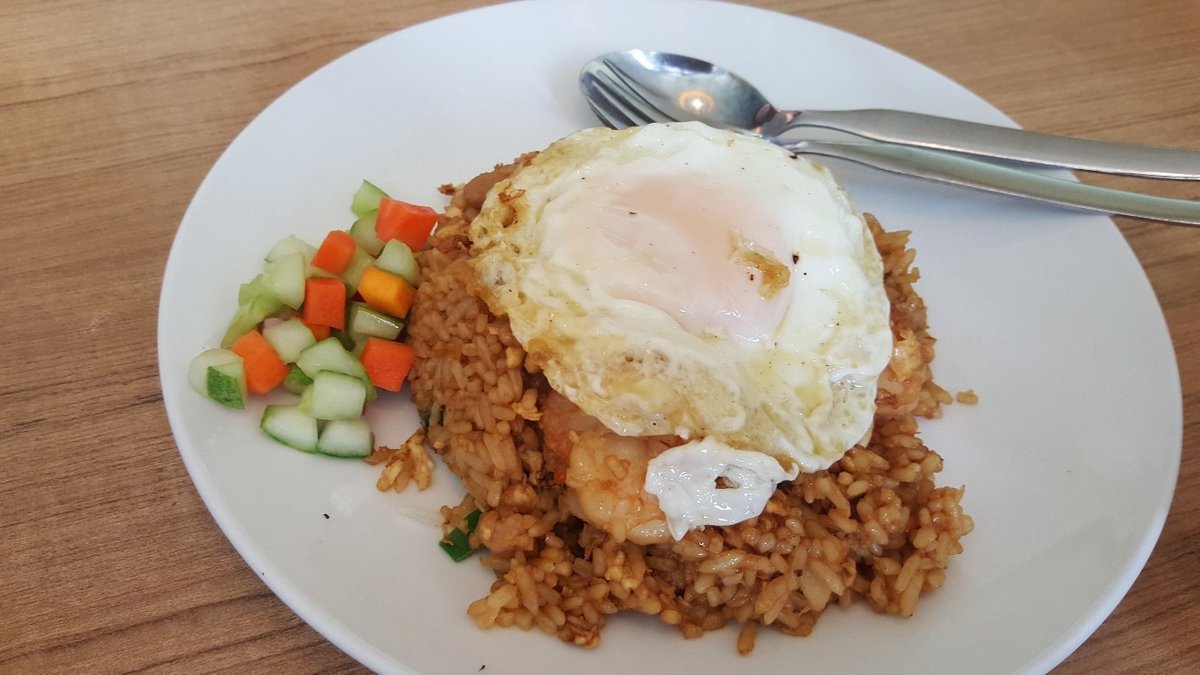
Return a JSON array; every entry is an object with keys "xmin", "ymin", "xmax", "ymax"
[
  {"xmin": 581, "ymin": 77, "xmax": 632, "ymax": 127},
  {"xmin": 586, "ymin": 75, "xmax": 656, "ymax": 127},
  {"xmin": 581, "ymin": 73, "xmax": 630, "ymax": 127},
  {"xmin": 585, "ymin": 99, "xmax": 633, "ymax": 130},
  {"xmin": 599, "ymin": 59, "xmax": 675, "ymax": 123}
]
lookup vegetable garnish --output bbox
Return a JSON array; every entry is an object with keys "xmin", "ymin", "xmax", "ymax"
[
  {"xmin": 376, "ymin": 196, "xmax": 439, "ymax": 251},
  {"xmin": 350, "ymin": 179, "xmax": 388, "ymax": 218},
  {"xmin": 357, "ymin": 266, "xmax": 416, "ymax": 318},
  {"xmin": 360, "ymin": 337, "xmax": 416, "ymax": 392},
  {"xmin": 300, "ymin": 317, "xmax": 332, "ymax": 341},
  {"xmin": 311, "ymin": 229, "xmax": 359, "ymax": 275},
  {"xmin": 303, "ymin": 277, "xmax": 347, "ymax": 330},
  {"xmin": 187, "ymin": 179, "xmax": 435, "ymax": 458},
  {"xmin": 230, "ymin": 329, "xmax": 290, "ymax": 395},
  {"xmin": 439, "ymin": 509, "xmax": 483, "ymax": 562}
]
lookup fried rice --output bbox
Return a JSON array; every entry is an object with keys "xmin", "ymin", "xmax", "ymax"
[{"xmin": 379, "ymin": 157, "xmax": 973, "ymax": 652}]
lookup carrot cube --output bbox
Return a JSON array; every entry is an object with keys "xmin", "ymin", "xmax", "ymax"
[
  {"xmin": 303, "ymin": 277, "xmax": 346, "ymax": 329},
  {"xmin": 375, "ymin": 197, "xmax": 438, "ymax": 251},
  {"xmin": 360, "ymin": 337, "xmax": 415, "ymax": 392},
  {"xmin": 311, "ymin": 230, "xmax": 358, "ymax": 275},
  {"xmin": 230, "ymin": 329, "xmax": 289, "ymax": 394},
  {"xmin": 357, "ymin": 266, "xmax": 415, "ymax": 318},
  {"xmin": 300, "ymin": 317, "xmax": 331, "ymax": 341}
]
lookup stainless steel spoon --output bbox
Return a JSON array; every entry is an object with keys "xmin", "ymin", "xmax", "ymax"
[{"xmin": 580, "ymin": 49, "xmax": 1200, "ymax": 225}]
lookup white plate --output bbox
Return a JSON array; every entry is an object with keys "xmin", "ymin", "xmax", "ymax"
[{"xmin": 158, "ymin": 1, "xmax": 1182, "ymax": 672}]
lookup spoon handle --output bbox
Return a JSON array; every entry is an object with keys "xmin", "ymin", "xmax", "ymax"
[
  {"xmin": 786, "ymin": 140, "xmax": 1200, "ymax": 225},
  {"xmin": 792, "ymin": 109, "xmax": 1200, "ymax": 180}
]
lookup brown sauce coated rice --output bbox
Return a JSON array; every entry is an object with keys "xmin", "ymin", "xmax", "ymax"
[{"xmin": 386, "ymin": 157, "xmax": 973, "ymax": 651}]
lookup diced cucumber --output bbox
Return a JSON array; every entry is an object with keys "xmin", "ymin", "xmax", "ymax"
[
  {"xmin": 351, "ymin": 179, "xmax": 389, "ymax": 218},
  {"xmin": 316, "ymin": 418, "xmax": 374, "ymax": 458},
  {"xmin": 340, "ymin": 247, "xmax": 374, "ymax": 293},
  {"xmin": 263, "ymin": 317, "xmax": 317, "ymax": 363},
  {"xmin": 188, "ymin": 349, "xmax": 246, "ymax": 409},
  {"xmin": 220, "ymin": 292, "xmax": 285, "ymax": 349},
  {"xmin": 296, "ymin": 337, "xmax": 367, "ymax": 380},
  {"xmin": 263, "ymin": 252, "xmax": 306, "ymax": 309},
  {"xmin": 284, "ymin": 363, "xmax": 313, "ymax": 394},
  {"xmin": 348, "ymin": 302, "xmax": 404, "ymax": 341},
  {"xmin": 295, "ymin": 337, "xmax": 376, "ymax": 402},
  {"xmin": 206, "ymin": 363, "xmax": 247, "ymax": 409},
  {"xmin": 301, "ymin": 371, "xmax": 366, "ymax": 420},
  {"xmin": 334, "ymin": 328, "xmax": 357, "ymax": 353},
  {"xmin": 349, "ymin": 211, "xmax": 385, "ymax": 257},
  {"xmin": 238, "ymin": 274, "xmax": 266, "ymax": 306},
  {"xmin": 265, "ymin": 235, "xmax": 316, "ymax": 265},
  {"xmin": 298, "ymin": 380, "xmax": 314, "ymax": 409},
  {"xmin": 260, "ymin": 404, "xmax": 318, "ymax": 452},
  {"xmin": 375, "ymin": 239, "xmax": 420, "ymax": 287}
]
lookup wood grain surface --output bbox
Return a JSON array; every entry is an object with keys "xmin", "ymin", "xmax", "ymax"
[{"xmin": 2, "ymin": 0, "xmax": 1196, "ymax": 671}]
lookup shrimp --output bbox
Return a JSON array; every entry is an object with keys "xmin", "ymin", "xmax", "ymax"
[
  {"xmin": 540, "ymin": 391, "xmax": 674, "ymax": 545},
  {"xmin": 875, "ymin": 327, "xmax": 934, "ymax": 418}
]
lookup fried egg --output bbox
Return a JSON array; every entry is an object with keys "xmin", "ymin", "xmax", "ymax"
[{"xmin": 468, "ymin": 122, "xmax": 892, "ymax": 539}]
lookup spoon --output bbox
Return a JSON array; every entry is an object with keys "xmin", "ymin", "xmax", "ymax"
[
  {"xmin": 580, "ymin": 50, "xmax": 1200, "ymax": 225},
  {"xmin": 583, "ymin": 49, "xmax": 1200, "ymax": 180}
]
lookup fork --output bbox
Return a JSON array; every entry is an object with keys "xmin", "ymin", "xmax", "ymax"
[{"xmin": 582, "ymin": 71, "xmax": 1200, "ymax": 226}]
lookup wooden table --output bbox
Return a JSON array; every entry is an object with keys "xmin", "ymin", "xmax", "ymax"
[{"xmin": 3, "ymin": 0, "xmax": 1196, "ymax": 671}]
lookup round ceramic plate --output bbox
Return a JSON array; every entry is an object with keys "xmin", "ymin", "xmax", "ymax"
[{"xmin": 158, "ymin": 1, "xmax": 1182, "ymax": 672}]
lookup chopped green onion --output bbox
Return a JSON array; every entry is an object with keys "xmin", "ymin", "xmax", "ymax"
[
  {"xmin": 439, "ymin": 528, "xmax": 473, "ymax": 562},
  {"xmin": 419, "ymin": 401, "xmax": 444, "ymax": 431},
  {"xmin": 438, "ymin": 508, "xmax": 484, "ymax": 562}
]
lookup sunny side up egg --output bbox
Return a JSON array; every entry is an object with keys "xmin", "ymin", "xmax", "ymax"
[{"xmin": 468, "ymin": 122, "xmax": 893, "ymax": 539}]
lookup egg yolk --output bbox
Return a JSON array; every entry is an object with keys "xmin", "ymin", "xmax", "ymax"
[{"xmin": 545, "ymin": 170, "xmax": 791, "ymax": 343}]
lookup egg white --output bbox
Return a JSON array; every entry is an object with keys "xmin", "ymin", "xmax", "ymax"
[{"xmin": 468, "ymin": 122, "xmax": 892, "ymax": 535}]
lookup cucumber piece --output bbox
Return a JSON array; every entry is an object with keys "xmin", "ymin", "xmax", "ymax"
[
  {"xmin": 349, "ymin": 211, "xmax": 385, "ymax": 257},
  {"xmin": 340, "ymin": 246, "xmax": 374, "ymax": 293},
  {"xmin": 316, "ymin": 418, "xmax": 374, "ymax": 458},
  {"xmin": 260, "ymin": 404, "xmax": 318, "ymax": 453},
  {"xmin": 348, "ymin": 302, "xmax": 403, "ymax": 341},
  {"xmin": 266, "ymin": 235, "xmax": 335, "ymax": 279},
  {"xmin": 263, "ymin": 317, "xmax": 317, "ymax": 363},
  {"xmin": 298, "ymin": 380, "xmax": 314, "ymax": 409},
  {"xmin": 283, "ymin": 363, "xmax": 313, "ymax": 394},
  {"xmin": 295, "ymin": 337, "xmax": 376, "ymax": 402},
  {"xmin": 188, "ymin": 349, "xmax": 246, "ymax": 409},
  {"xmin": 296, "ymin": 337, "xmax": 366, "ymax": 379},
  {"xmin": 206, "ymin": 362, "xmax": 247, "ymax": 409},
  {"xmin": 375, "ymin": 239, "xmax": 420, "ymax": 287},
  {"xmin": 238, "ymin": 274, "xmax": 266, "ymax": 306},
  {"xmin": 351, "ymin": 179, "xmax": 389, "ymax": 218},
  {"xmin": 263, "ymin": 252, "xmax": 306, "ymax": 309},
  {"xmin": 301, "ymin": 371, "xmax": 366, "ymax": 420},
  {"xmin": 220, "ymin": 292, "xmax": 285, "ymax": 349},
  {"xmin": 265, "ymin": 235, "xmax": 316, "ymax": 265}
]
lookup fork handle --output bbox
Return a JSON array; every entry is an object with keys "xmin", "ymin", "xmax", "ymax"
[
  {"xmin": 786, "ymin": 140, "xmax": 1200, "ymax": 225},
  {"xmin": 790, "ymin": 109, "xmax": 1200, "ymax": 180}
]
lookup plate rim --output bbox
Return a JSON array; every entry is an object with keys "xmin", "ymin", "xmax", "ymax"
[{"xmin": 157, "ymin": 1, "xmax": 1184, "ymax": 672}]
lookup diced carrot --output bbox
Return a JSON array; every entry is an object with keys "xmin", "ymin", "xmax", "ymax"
[
  {"xmin": 357, "ymin": 266, "xmax": 416, "ymax": 318},
  {"xmin": 299, "ymin": 316, "xmax": 331, "ymax": 341},
  {"xmin": 230, "ymin": 329, "xmax": 289, "ymax": 395},
  {"xmin": 311, "ymin": 230, "xmax": 358, "ymax": 275},
  {"xmin": 359, "ymin": 337, "xmax": 415, "ymax": 392},
  {"xmin": 375, "ymin": 197, "xmax": 438, "ymax": 251},
  {"xmin": 303, "ymin": 277, "xmax": 346, "ymax": 329}
]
